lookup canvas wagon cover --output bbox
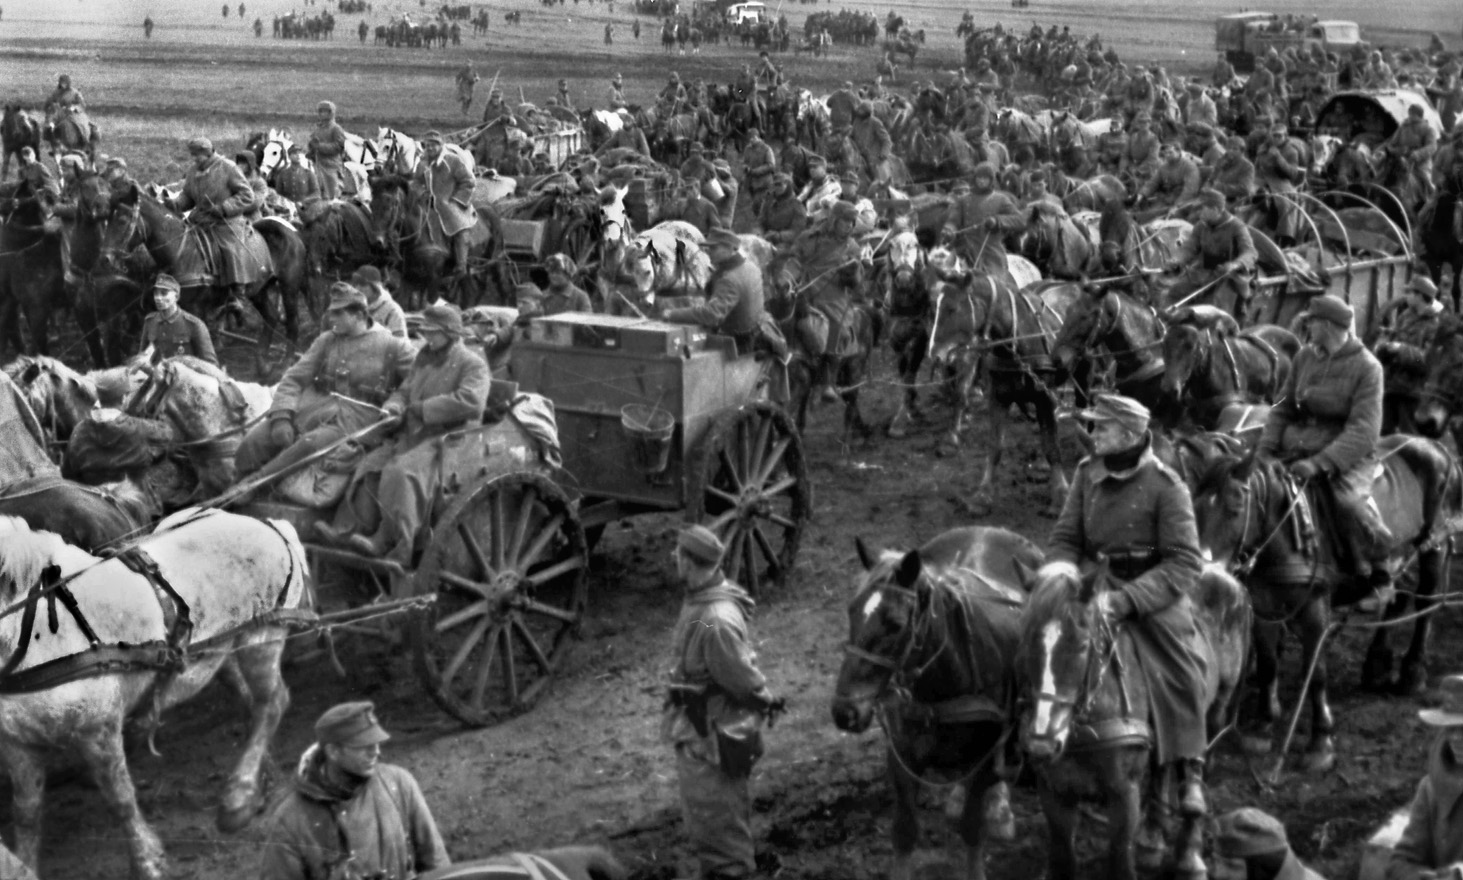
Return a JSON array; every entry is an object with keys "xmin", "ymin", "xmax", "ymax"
[{"xmin": 0, "ymin": 373, "xmax": 63, "ymax": 493}]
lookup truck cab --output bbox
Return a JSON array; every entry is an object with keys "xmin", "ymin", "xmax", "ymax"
[
  {"xmin": 1217, "ymin": 12, "xmax": 1362, "ymax": 73},
  {"xmin": 726, "ymin": 2, "xmax": 766, "ymax": 25}
]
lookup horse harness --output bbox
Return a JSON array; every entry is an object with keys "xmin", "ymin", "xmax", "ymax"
[{"xmin": 0, "ymin": 518, "xmax": 303, "ymax": 694}]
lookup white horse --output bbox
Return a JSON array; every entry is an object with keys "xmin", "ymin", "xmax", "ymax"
[
  {"xmin": 0, "ymin": 509, "xmax": 308, "ymax": 880},
  {"xmin": 375, "ymin": 125, "xmax": 422, "ymax": 176},
  {"xmin": 256, "ymin": 127, "xmax": 374, "ymax": 206}
]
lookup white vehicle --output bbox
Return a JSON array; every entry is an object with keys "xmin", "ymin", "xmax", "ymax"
[{"xmin": 726, "ymin": 2, "xmax": 767, "ymax": 25}]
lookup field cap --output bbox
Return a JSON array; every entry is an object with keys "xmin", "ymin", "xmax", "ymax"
[
  {"xmin": 1197, "ymin": 188, "xmax": 1226, "ymax": 209},
  {"xmin": 287, "ymin": 143, "xmax": 304, "ymax": 155},
  {"xmin": 317, "ymin": 99, "xmax": 336, "ymax": 114},
  {"xmin": 421, "ymin": 130, "xmax": 444, "ymax": 145},
  {"xmin": 677, "ymin": 524, "xmax": 725, "ymax": 566},
  {"xmin": 1298, "ymin": 294, "xmax": 1353, "ymax": 328},
  {"xmin": 1419, "ymin": 673, "xmax": 1463, "ymax": 727},
  {"xmin": 350, "ymin": 265, "xmax": 383, "ymax": 288},
  {"xmin": 186, "ymin": 136, "xmax": 213, "ymax": 154},
  {"xmin": 326, "ymin": 282, "xmax": 368, "ymax": 311},
  {"xmin": 829, "ymin": 201, "xmax": 858, "ymax": 222},
  {"xmin": 1078, "ymin": 393, "xmax": 1150, "ymax": 433},
  {"xmin": 705, "ymin": 228, "xmax": 740, "ymax": 251},
  {"xmin": 153, "ymin": 273, "xmax": 181, "ymax": 294},
  {"xmin": 1215, "ymin": 808, "xmax": 1289, "ymax": 858},
  {"xmin": 807, "ymin": 153, "xmax": 827, "ymax": 168},
  {"xmin": 773, "ymin": 171, "xmax": 793, "ymax": 187},
  {"xmin": 421, "ymin": 303, "xmax": 466, "ymax": 336},
  {"xmin": 1408, "ymin": 276, "xmax": 1439, "ymax": 300},
  {"xmin": 972, "ymin": 161, "xmax": 996, "ymax": 181},
  {"xmin": 315, "ymin": 701, "xmax": 391, "ymax": 747}
]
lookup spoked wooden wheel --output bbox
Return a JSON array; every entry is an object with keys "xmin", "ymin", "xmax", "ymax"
[
  {"xmin": 412, "ymin": 473, "xmax": 588, "ymax": 726},
  {"xmin": 689, "ymin": 403, "xmax": 811, "ymax": 596}
]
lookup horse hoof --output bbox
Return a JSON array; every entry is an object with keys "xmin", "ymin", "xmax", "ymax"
[
  {"xmin": 1240, "ymin": 734, "xmax": 1272, "ymax": 756},
  {"xmin": 1395, "ymin": 665, "xmax": 1429, "ymax": 697},
  {"xmin": 1302, "ymin": 748, "xmax": 1335, "ymax": 774}
]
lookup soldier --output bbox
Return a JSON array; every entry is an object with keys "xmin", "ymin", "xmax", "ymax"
[
  {"xmin": 1124, "ymin": 65, "xmax": 1155, "ymax": 122},
  {"xmin": 595, "ymin": 111, "xmax": 650, "ymax": 158},
  {"xmin": 1261, "ymin": 294, "xmax": 1394, "ymax": 612},
  {"xmin": 1095, "ymin": 115, "xmax": 1128, "ymax": 177},
  {"xmin": 413, "ymin": 130, "xmax": 477, "ymax": 281},
  {"xmin": 1374, "ymin": 276, "xmax": 1445, "ymax": 435},
  {"xmin": 660, "ymin": 72, "xmax": 689, "ymax": 115},
  {"xmin": 1212, "ymin": 809, "xmax": 1327, "ymax": 880},
  {"xmin": 556, "ymin": 77, "xmax": 572, "ymax": 108},
  {"xmin": 608, "ymin": 72, "xmax": 628, "ymax": 111},
  {"xmin": 167, "ymin": 136, "xmax": 262, "ymax": 317},
  {"xmin": 754, "ymin": 49, "xmax": 779, "ymax": 90},
  {"xmin": 741, "ymin": 127, "xmax": 777, "ymax": 217},
  {"xmin": 1388, "ymin": 673, "xmax": 1463, "ymax": 880},
  {"xmin": 349, "ymin": 265, "xmax": 408, "ymax": 338},
  {"xmin": 1210, "ymin": 135, "xmax": 1256, "ymax": 202},
  {"xmin": 454, "ymin": 60, "xmax": 480, "ymax": 115},
  {"xmin": 140, "ymin": 274, "xmax": 217, "ymax": 364},
  {"xmin": 1045, "ymin": 392, "xmax": 1210, "ymax": 818},
  {"xmin": 11, "ymin": 146, "xmax": 59, "ymax": 208},
  {"xmin": 1183, "ymin": 80, "xmax": 1217, "ymax": 129},
  {"xmin": 759, "ymin": 172, "xmax": 806, "ymax": 246},
  {"xmin": 307, "ymin": 100, "xmax": 349, "ymax": 200},
  {"xmin": 1164, "ymin": 188, "xmax": 1257, "ymax": 317},
  {"xmin": 42, "ymin": 74, "xmax": 85, "ymax": 127},
  {"xmin": 1135, "ymin": 142, "xmax": 1201, "ymax": 220},
  {"xmin": 1254, "ymin": 121, "xmax": 1306, "ymax": 247},
  {"xmin": 836, "ymin": 169, "xmax": 876, "ymax": 234},
  {"xmin": 235, "ymin": 283, "xmax": 417, "ymax": 483},
  {"xmin": 663, "ymin": 229, "xmax": 764, "ymax": 349},
  {"xmin": 788, "ymin": 200, "xmax": 868, "ymax": 400},
  {"xmin": 1023, "ymin": 169, "xmax": 1064, "ymax": 212},
  {"xmin": 1191, "ymin": 123, "xmax": 1225, "ymax": 179},
  {"xmin": 270, "ymin": 144, "xmax": 319, "ymax": 205},
  {"xmin": 796, "ymin": 154, "xmax": 841, "ymax": 222},
  {"xmin": 1382, "ymin": 104, "xmax": 1439, "ymax": 201},
  {"xmin": 964, "ymin": 126, "xmax": 1009, "ymax": 170},
  {"xmin": 320, "ymin": 304, "xmax": 491, "ymax": 563},
  {"xmin": 663, "ymin": 525, "xmax": 780, "ymax": 880},
  {"xmin": 849, "ymin": 101, "xmax": 892, "ymax": 183},
  {"xmin": 540, "ymin": 253, "xmax": 593, "ymax": 315},
  {"xmin": 665, "ymin": 180, "xmax": 725, "ymax": 237},
  {"xmin": 1121, "ymin": 112, "xmax": 1162, "ymax": 186},
  {"xmin": 939, "ymin": 161, "xmax": 1025, "ymax": 286},
  {"xmin": 481, "ymin": 88, "xmax": 511, "ymax": 124},
  {"xmin": 678, "ymin": 140, "xmax": 717, "ymax": 185}
]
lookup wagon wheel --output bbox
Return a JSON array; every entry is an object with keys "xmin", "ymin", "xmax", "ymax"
[
  {"xmin": 558, "ymin": 219, "xmax": 601, "ymax": 281},
  {"xmin": 412, "ymin": 472, "xmax": 588, "ymax": 726},
  {"xmin": 689, "ymin": 402, "xmax": 811, "ymax": 596}
]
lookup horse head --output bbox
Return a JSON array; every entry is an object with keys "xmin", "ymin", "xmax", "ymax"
[
  {"xmin": 831, "ymin": 537, "xmax": 936, "ymax": 733},
  {"xmin": 1159, "ymin": 317, "xmax": 1213, "ymax": 398},
  {"xmin": 1018, "ymin": 560, "xmax": 1099, "ymax": 761},
  {"xmin": 367, "ymin": 174, "xmax": 413, "ymax": 251},
  {"xmin": 1051, "ymin": 284, "xmax": 1111, "ymax": 371},
  {"xmin": 1415, "ymin": 316, "xmax": 1463, "ymax": 437},
  {"xmin": 6, "ymin": 355, "xmax": 99, "ymax": 442},
  {"xmin": 1190, "ymin": 446, "xmax": 1268, "ymax": 570}
]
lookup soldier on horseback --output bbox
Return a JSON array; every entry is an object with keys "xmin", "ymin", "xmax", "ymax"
[
  {"xmin": 660, "ymin": 72, "xmax": 689, "ymax": 116},
  {"xmin": 939, "ymin": 161, "xmax": 1024, "ymax": 286},
  {"xmin": 1374, "ymin": 277, "xmax": 1444, "ymax": 434},
  {"xmin": 270, "ymin": 144, "xmax": 319, "ymax": 205},
  {"xmin": 1164, "ymin": 189, "xmax": 1257, "ymax": 317},
  {"xmin": 42, "ymin": 74, "xmax": 84, "ymax": 128},
  {"xmin": 413, "ymin": 130, "xmax": 477, "ymax": 282},
  {"xmin": 1260, "ymin": 294, "xmax": 1395, "ymax": 612},
  {"xmin": 849, "ymin": 101, "xmax": 892, "ymax": 184},
  {"xmin": 607, "ymin": 73, "xmax": 628, "ymax": 111},
  {"xmin": 1047, "ymin": 392, "xmax": 1211, "ymax": 818},
  {"xmin": 10, "ymin": 146, "xmax": 57, "ymax": 207},
  {"xmin": 166, "ymin": 136, "xmax": 263, "ymax": 319},
  {"xmin": 1382, "ymin": 104, "xmax": 1439, "ymax": 203},
  {"xmin": 787, "ymin": 200, "xmax": 868, "ymax": 402},
  {"xmin": 454, "ymin": 60, "xmax": 479, "ymax": 114}
]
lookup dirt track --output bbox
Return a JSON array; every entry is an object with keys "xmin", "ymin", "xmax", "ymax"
[{"xmin": 4, "ymin": 0, "xmax": 1463, "ymax": 876}]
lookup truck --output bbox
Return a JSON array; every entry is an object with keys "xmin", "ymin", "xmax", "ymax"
[
  {"xmin": 1216, "ymin": 12, "xmax": 1364, "ymax": 73},
  {"xmin": 725, "ymin": 1, "xmax": 767, "ymax": 25}
]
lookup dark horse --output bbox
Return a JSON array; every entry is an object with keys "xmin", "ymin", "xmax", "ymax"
[
  {"xmin": 767, "ymin": 259, "xmax": 875, "ymax": 444},
  {"xmin": 1193, "ymin": 438, "xmax": 1461, "ymax": 772},
  {"xmin": 0, "ymin": 104, "xmax": 42, "ymax": 180},
  {"xmin": 1160, "ymin": 308, "xmax": 1299, "ymax": 430},
  {"xmin": 832, "ymin": 526, "xmax": 1042, "ymax": 880},
  {"xmin": 885, "ymin": 264, "xmax": 933, "ymax": 439},
  {"xmin": 928, "ymin": 272, "xmax": 1070, "ymax": 516},
  {"xmin": 97, "ymin": 181, "xmax": 309, "ymax": 364},
  {"xmin": 1050, "ymin": 285, "xmax": 1170, "ymax": 423},
  {"xmin": 1417, "ymin": 192, "xmax": 1463, "ymax": 310},
  {"xmin": 298, "ymin": 198, "xmax": 378, "ymax": 316},
  {"xmin": 0, "ymin": 186, "xmax": 67, "ymax": 358},
  {"xmin": 68, "ymin": 170, "xmax": 150, "ymax": 367},
  {"xmin": 368, "ymin": 174, "xmax": 506, "ymax": 309},
  {"xmin": 1415, "ymin": 315, "xmax": 1463, "ymax": 451},
  {"xmin": 1019, "ymin": 562, "xmax": 1250, "ymax": 880}
]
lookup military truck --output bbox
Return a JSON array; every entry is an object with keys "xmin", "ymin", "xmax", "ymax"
[{"xmin": 1216, "ymin": 12, "xmax": 1363, "ymax": 73}]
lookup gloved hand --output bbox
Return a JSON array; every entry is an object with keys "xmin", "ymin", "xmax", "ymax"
[
  {"xmin": 1289, "ymin": 458, "xmax": 1322, "ymax": 481},
  {"xmin": 983, "ymin": 217, "xmax": 1002, "ymax": 231},
  {"xmin": 269, "ymin": 416, "xmax": 297, "ymax": 448},
  {"xmin": 1095, "ymin": 589, "xmax": 1134, "ymax": 623}
]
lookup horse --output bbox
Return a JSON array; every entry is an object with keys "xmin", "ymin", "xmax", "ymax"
[
  {"xmin": 1050, "ymin": 285, "xmax": 1171, "ymax": 420},
  {"xmin": 3, "ymin": 354, "xmax": 101, "ymax": 447},
  {"xmin": 1018, "ymin": 560, "xmax": 1250, "ymax": 880},
  {"xmin": 418, "ymin": 846, "xmax": 629, "ymax": 880},
  {"xmin": 885, "ymin": 264, "xmax": 933, "ymax": 438},
  {"xmin": 1415, "ymin": 316, "xmax": 1463, "ymax": 451},
  {"xmin": 1159, "ymin": 308, "xmax": 1299, "ymax": 430},
  {"xmin": 1417, "ymin": 191, "xmax": 1463, "ymax": 310},
  {"xmin": 832, "ymin": 526, "xmax": 1042, "ymax": 880},
  {"xmin": 96, "ymin": 181, "xmax": 310, "ymax": 365},
  {"xmin": 928, "ymin": 271, "xmax": 1070, "ymax": 516},
  {"xmin": 1193, "ymin": 437, "xmax": 1461, "ymax": 772},
  {"xmin": 368, "ymin": 173, "xmax": 506, "ymax": 308},
  {"xmin": 374, "ymin": 126, "xmax": 421, "ymax": 176},
  {"xmin": 1022, "ymin": 201, "xmax": 1097, "ymax": 279},
  {"xmin": 297, "ymin": 198, "xmax": 378, "ymax": 314},
  {"xmin": 0, "ymin": 188, "xmax": 67, "ymax": 359},
  {"xmin": 0, "ymin": 509, "xmax": 308, "ymax": 880},
  {"xmin": 1050, "ymin": 173, "xmax": 1126, "ymax": 214},
  {"xmin": 120, "ymin": 356, "xmax": 273, "ymax": 499},
  {"xmin": 44, "ymin": 107, "xmax": 97, "ymax": 163},
  {"xmin": 0, "ymin": 105, "xmax": 42, "ymax": 180},
  {"xmin": 68, "ymin": 169, "xmax": 152, "ymax": 367}
]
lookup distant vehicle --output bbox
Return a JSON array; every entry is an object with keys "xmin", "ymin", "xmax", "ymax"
[
  {"xmin": 725, "ymin": 1, "xmax": 767, "ymax": 25},
  {"xmin": 1215, "ymin": 12, "xmax": 1363, "ymax": 73}
]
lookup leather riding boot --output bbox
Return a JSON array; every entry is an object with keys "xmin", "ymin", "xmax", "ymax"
[
  {"xmin": 818, "ymin": 354, "xmax": 841, "ymax": 403},
  {"xmin": 1179, "ymin": 759, "xmax": 1207, "ymax": 817},
  {"xmin": 450, "ymin": 231, "xmax": 471, "ymax": 278},
  {"xmin": 222, "ymin": 284, "xmax": 250, "ymax": 327}
]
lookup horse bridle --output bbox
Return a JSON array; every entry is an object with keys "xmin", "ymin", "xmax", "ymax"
[
  {"xmin": 1028, "ymin": 594, "xmax": 1123, "ymax": 747},
  {"xmin": 841, "ymin": 581, "xmax": 948, "ymax": 697}
]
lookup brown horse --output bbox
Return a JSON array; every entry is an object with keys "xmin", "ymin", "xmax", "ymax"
[
  {"xmin": 1050, "ymin": 285, "xmax": 1173, "ymax": 423},
  {"xmin": 1159, "ymin": 308, "xmax": 1298, "ymax": 430},
  {"xmin": 0, "ymin": 188, "xmax": 67, "ymax": 359},
  {"xmin": 833, "ymin": 527, "xmax": 1041, "ymax": 880},
  {"xmin": 368, "ymin": 174, "xmax": 506, "ymax": 308},
  {"xmin": 1414, "ymin": 315, "xmax": 1463, "ymax": 451},
  {"xmin": 1019, "ymin": 562, "xmax": 1250, "ymax": 880},
  {"xmin": 1021, "ymin": 201, "xmax": 1097, "ymax": 280},
  {"xmin": 0, "ymin": 105, "xmax": 42, "ymax": 180},
  {"xmin": 68, "ymin": 170, "xmax": 151, "ymax": 367},
  {"xmin": 1193, "ymin": 438, "xmax": 1460, "ymax": 773}
]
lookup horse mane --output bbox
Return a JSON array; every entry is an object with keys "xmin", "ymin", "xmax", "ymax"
[
  {"xmin": 1021, "ymin": 563, "xmax": 1084, "ymax": 634},
  {"xmin": 0, "ymin": 516, "xmax": 96, "ymax": 590},
  {"xmin": 1192, "ymin": 451, "xmax": 1269, "ymax": 501}
]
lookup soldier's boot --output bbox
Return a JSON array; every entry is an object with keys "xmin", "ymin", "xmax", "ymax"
[
  {"xmin": 57, "ymin": 223, "xmax": 78, "ymax": 288},
  {"xmin": 1343, "ymin": 494, "xmax": 1396, "ymax": 613},
  {"xmin": 1179, "ymin": 758, "xmax": 1207, "ymax": 817},
  {"xmin": 450, "ymin": 230, "xmax": 471, "ymax": 279},
  {"xmin": 818, "ymin": 354, "xmax": 841, "ymax": 403}
]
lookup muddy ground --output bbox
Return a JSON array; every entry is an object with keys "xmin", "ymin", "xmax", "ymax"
[{"xmin": 3, "ymin": 0, "xmax": 1463, "ymax": 877}]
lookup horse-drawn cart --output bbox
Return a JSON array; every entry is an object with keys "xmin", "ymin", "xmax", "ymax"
[{"xmin": 234, "ymin": 313, "xmax": 809, "ymax": 727}]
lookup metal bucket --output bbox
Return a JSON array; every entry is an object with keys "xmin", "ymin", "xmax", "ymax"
[{"xmin": 620, "ymin": 403, "xmax": 675, "ymax": 475}]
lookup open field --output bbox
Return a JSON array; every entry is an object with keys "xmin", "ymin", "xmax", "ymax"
[{"xmin": 3, "ymin": 0, "xmax": 1463, "ymax": 878}]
